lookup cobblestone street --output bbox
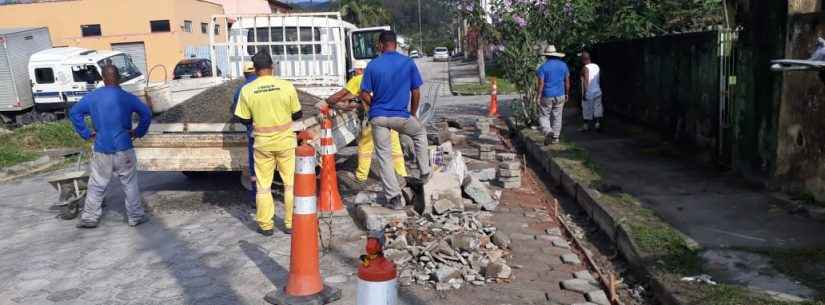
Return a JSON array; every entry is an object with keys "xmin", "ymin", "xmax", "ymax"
[{"xmin": 0, "ymin": 59, "xmax": 613, "ymax": 305}]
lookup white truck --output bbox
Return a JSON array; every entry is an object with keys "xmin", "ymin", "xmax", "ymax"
[
  {"xmin": 28, "ymin": 46, "xmax": 145, "ymax": 121},
  {"xmin": 133, "ymin": 12, "xmax": 388, "ymax": 184},
  {"xmin": 0, "ymin": 27, "xmax": 52, "ymax": 125}
]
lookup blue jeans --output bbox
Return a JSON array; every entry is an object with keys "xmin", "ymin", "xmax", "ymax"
[{"xmin": 246, "ymin": 128, "xmax": 256, "ymax": 201}]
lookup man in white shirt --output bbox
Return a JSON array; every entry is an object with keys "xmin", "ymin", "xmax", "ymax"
[{"xmin": 580, "ymin": 51, "xmax": 602, "ymax": 131}]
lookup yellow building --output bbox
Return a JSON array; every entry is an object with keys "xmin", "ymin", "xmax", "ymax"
[{"xmin": 0, "ymin": 0, "xmax": 225, "ymax": 80}]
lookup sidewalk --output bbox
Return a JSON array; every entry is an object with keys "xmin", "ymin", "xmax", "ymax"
[
  {"xmin": 555, "ymin": 108, "xmax": 825, "ymax": 299},
  {"xmin": 448, "ymin": 60, "xmax": 482, "ymax": 86}
]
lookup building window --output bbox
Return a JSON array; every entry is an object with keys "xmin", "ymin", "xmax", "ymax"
[
  {"xmin": 183, "ymin": 20, "xmax": 192, "ymax": 33},
  {"xmin": 34, "ymin": 68, "xmax": 55, "ymax": 84},
  {"xmin": 81, "ymin": 24, "xmax": 102, "ymax": 37},
  {"xmin": 201, "ymin": 23, "xmax": 208, "ymax": 34},
  {"xmin": 150, "ymin": 20, "xmax": 171, "ymax": 33},
  {"xmin": 214, "ymin": 24, "xmax": 220, "ymax": 35}
]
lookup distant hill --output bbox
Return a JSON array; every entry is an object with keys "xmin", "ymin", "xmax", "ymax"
[{"xmin": 287, "ymin": 0, "xmax": 333, "ymax": 12}]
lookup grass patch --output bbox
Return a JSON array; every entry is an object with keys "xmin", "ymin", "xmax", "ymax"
[
  {"xmin": 695, "ymin": 283, "xmax": 824, "ymax": 305},
  {"xmin": 0, "ymin": 121, "xmax": 89, "ymax": 168},
  {"xmin": 793, "ymin": 192, "xmax": 825, "ymax": 208},
  {"xmin": 452, "ymin": 77, "xmax": 518, "ymax": 95}
]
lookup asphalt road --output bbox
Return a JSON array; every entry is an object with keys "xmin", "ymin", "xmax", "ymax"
[{"xmin": 0, "ymin": 58, "xmax": 552, "ymax": 305}]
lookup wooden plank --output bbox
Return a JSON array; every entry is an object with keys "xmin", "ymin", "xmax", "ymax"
[{"xmin": 136, "ymin": 147, "xmax": 248, "ymax": 171}]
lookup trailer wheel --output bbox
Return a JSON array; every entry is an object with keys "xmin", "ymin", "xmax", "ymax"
[{"xmin": 59, "ymin": 198, "xmax": 83, "ymax": 220}]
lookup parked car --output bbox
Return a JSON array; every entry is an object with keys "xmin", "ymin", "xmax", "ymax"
[
  {"xmin": 173, "ymin": 58, "xmax": 221, "ymax": 80},
  {"xmin": 433, "ymin": 47, "xmax": 450, "ymax": 62},
  {"xmin": 409, "ymin": 50, "xmax": 421, "ymax": 58}
]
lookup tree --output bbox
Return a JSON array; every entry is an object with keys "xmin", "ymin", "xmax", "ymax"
[{"xmin": 339, "ymin": 0, "xmax": 392, "ymax": 27}]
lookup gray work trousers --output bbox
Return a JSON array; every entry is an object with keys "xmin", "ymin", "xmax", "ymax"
[
  {"xmin": 370, "ymin": 116, "xmax": 431, "ymax": 200},
  {"xmin": 81, "ymin": 149, "xmax": 144, "ymax": 223},
  {"xmin": 539, "ymin": 96, "xmax": 567, "ymax": 138}
]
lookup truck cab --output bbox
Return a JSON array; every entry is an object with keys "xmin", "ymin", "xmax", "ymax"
[{"xmin": 28, "ymin": 47, "xmax": 144, "ymax": 115}]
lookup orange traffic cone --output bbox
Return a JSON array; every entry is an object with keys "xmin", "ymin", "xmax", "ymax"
[
  {"xmin": 318, "ymin": 108, "xmax": 344, "ymax": 213},
  {"xmin": 264, "ymin": 132, "xmax": 340, "ymax": 305},
  {"xmin": 488, "ymin": 77, "xmax": 499, "ymax": 117}
]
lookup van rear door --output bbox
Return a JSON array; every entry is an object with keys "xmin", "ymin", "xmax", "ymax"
[{"xmin": 30, "ymin": 65, "xmax": 64, "ymax": 108}]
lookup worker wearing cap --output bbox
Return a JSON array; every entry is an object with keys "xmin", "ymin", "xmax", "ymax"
[
  {"xmin": 234, "ymin": 51, "xmax": 302, "ymax": 236},
  {"xmin": 232, "ymin": 62, "xmax": 259, "ymax": 203},
  {"xmin": 325, "ymin": 60, "xmax": 407, "ymax": 183}
]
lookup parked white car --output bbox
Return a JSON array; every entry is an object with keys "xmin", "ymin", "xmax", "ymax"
[
  {"xmin": 433, "ymin": 47, "xmax": 449, "ymax": 62},
  {"xmin": 409, "ymin": 50, "xmax": 421, "ymax": 58}
]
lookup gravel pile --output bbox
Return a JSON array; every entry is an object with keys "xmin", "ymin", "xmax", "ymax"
[
  {"xmin": 382, "ymin": 210, "xmax": 512, "ymax": 291},
  {"xmin": 154, "ymin": 79, "xmax": 324, "ymax": 124}
]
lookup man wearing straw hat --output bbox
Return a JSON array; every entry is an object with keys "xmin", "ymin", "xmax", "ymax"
[{"xmin": 536, "ymin": 45, "xmax": 570, "ymax": 145}]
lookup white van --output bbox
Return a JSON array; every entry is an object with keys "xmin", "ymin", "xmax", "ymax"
[{"xmin": 28, "ymin": 47, "xmax": 144, "ymax": 119}]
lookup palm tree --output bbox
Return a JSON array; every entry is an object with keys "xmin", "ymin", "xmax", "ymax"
[{"xmin": 339, "ymin": 0, "xmax": 392, "ymax": 27}]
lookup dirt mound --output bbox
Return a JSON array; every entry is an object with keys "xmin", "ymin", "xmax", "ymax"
[{"xmin": 154, "ymin": 79, "xmax": 323, "ymax": 124}]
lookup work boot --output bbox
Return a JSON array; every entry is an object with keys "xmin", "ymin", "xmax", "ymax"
[
  {"xmin": 128, "ymin": 215, "xmax": 150, "ymax": 227},
  {"xmin": 257, "ymin": 227, "xmax": 274, "ymax": 236},
  {"xmin": 419, "ymin": 172, "xmax": 431, "ymax": 185},
  {"xmin": 282, "ymin": 227, "xmax": 292, "ymax": 235},
  {"xmin": 551, "ymin": 137, "xmax": 561, "ymax": 145},
  {"xmin": 76, "ymin": 220, "xmax": 98, "ymax": 229},
  {"xmin": 388, "ymin": 196, "xmax": 405, "ymax": 210},
  {"xmin": 594, "ymin": 120, "xmax": 602, "ymax": 132}
]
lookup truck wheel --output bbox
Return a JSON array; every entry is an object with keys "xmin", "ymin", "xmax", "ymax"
[
  {"xmin": 15, "ymin": 112, "xmax": 35, "ymax": 126},
  {"xmin": 39, "ymin": 112, "xmax": 57, "ymax": 122}
]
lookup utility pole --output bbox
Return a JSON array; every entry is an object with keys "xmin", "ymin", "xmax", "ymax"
[{"xmin": 417, "ymin": 0, "xmax": 423, "ymax": 52}]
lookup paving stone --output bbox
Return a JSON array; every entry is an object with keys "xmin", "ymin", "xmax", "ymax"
[
  {"xmin": 546, "ymin": 227, "xmax": 563, "ymax": 236},
  {"xmin": 479, "ymin": 151, "xmax": 496, "ymax": 161},
  {"xmin": 497, "ymin": 153, "xmax": 517, "ymax": 162},
  {"xmin": 355, "ymin": 205, "xmax": 408, "ymax": 231},
  {"xmin": 478, "ymin": 144, "xmax": 494, "ymax": 152},
  {"xmin": 586, "ymin": 290, "xmax": 610, "ymax": 305},
  {"xmin": 468, "ymin": 167, "xmax": 496, "ymax": 181},
  {"xmin": 552, "ymin": 239, "xmax": 572, "ymax": 249},
  {"xmin": 561, "ymin": 278, "xmax": 601, "ymax": 294},
  {"xmin": 499, "ymin": 161, "xmax": 521, "ymax": 170},
  {"xmin": 497, "ymin": 179, "xmax": 522, "ymax": 189},
  {"xmin": 510, "ymin": 233, "xmax": 535, "ymax": 240},
  {"xmin": 561, "ymin": 253, "xmax": 582, "ymax": 265},
  {"xmin": 497, "ymin": 168, "xmax": 522, "ymax": 178},
  {"xmin": 573, "ymin": 271, "xmax": 597, "ymax": 281}
]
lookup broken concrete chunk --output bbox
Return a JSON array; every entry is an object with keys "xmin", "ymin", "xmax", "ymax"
[
  {"xmin": 491, "ymin": 232, "xmax": 511, "ymax": 249},
  {"xmin": 484, "ymin": 262, "xmax": 512, "ymax": 279},
  {"xmin": 480, "ymin": 200, "xmax": 499, "ymax": 212},
  {"xmin": 433, "ymin": 198, "xmax": 463, "ymax": 215},
  {"xmin": 354, "ymin": 191, "xmax": 383, "ymax": 206},
  {"xmin": 356, "ymin": 205, "xmax": 408, "ymax": 231},
  {"xmin": 384, "ymin": 249, "xmax": 413, "ymax": 266},
  {"xmin": 432, "ymin": 265, "xmax": 462, "ymax": 282},
  {"xmin": 420, "ymin": 172, "xmax": 463, "ymax": 216},
  {"xmin": 478, "ymin": 144, "xmax": 494, "ymax": 152},
  {"xmin": 462, "ymin": 175, "xmax": 494, "ymax": 206},
  {"xmin": 450, "ymin": 233, "xmax": 481, "ymax": 251},
  {"xmin": 573, "ymin": 271, "xmax": 597, "ymax": 281},
  {"xmin": 561, "ymin": 278, "xmax": 601, "ymax": 294}
]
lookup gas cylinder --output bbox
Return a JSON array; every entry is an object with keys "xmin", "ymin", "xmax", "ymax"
[{"xmin": 356, "ymin": 236, "xmax": 397, "ymax": 305}]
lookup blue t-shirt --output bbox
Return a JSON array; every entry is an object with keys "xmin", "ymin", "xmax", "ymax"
[
  {"xmin": 536, "ymin": 59, "xmax": 570, "ymax": 98},
  {"xmin": 361, "ymin": 51, "xmax": 424, "ymax": 118},
  {"xmin": 69, "ymin": 86, "xmax": 152, "ymax": 154}
]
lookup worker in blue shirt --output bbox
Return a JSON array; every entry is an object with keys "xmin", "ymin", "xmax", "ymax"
[
  {"xmin": 359, "ymin": 30, "xmax": 431, "ymax": 210},
  {"xmin": 231, "ymin": 63, "xmax": 258, "ymax": 203},
  {"xmin": 69, "ymin": 65, "xmax": 152, "ymax": 229},
  {"xmin": 536, "ymin": 45, "xmax": 570, "ymax": 145}
]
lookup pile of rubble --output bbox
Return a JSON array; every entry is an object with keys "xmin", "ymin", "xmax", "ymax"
[{"xmin": 382, "ymin": 210, "xmax": 513, "ymax": 291}]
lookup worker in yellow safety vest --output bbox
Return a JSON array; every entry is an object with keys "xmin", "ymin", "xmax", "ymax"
[
  {"xmin": 325, "ymin": 60, "xmax": 407, "ymax": 183},
  {"xmin": 234, "ymin": 51, "xmax": 303, "ymax": 236}
]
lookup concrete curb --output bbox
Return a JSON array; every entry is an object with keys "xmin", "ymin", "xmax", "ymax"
[
  {"xmin": 0, "ymin": 155, "xmax": 65, "ymax": 183},
  {"xmin": 506, "ymin": 119, "xmax": 689, "ymax": 305}
]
